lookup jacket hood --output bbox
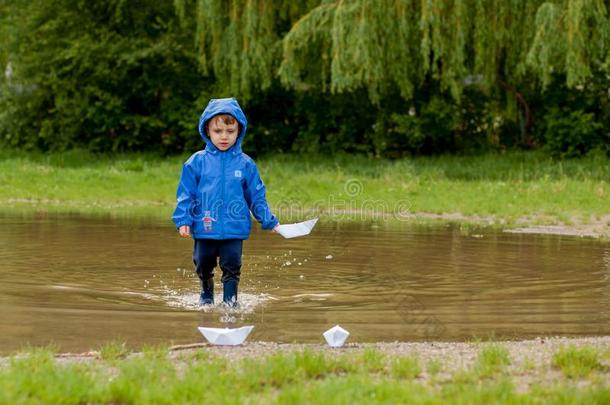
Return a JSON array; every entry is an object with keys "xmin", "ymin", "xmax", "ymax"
[{"xmin": 198, "ymin": 98, "xmax": 248, "ymax": 153}]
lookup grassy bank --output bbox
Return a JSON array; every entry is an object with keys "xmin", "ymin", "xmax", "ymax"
[
  {"xmin": 0, "ymin": 148, "xmax": 608, "ymax": 228},
  {"xmin": 2, "ymin": 341, "xmax": 610, "ymax": 403}
]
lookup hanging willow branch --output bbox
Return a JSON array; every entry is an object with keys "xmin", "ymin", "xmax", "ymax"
[
  {"xmin": 187, "ymin": 0, "xmax": 609, "ymax": 102},
  {"xmin": 181, "ymin": 0, "xmax": 320, "ymax": 100}
]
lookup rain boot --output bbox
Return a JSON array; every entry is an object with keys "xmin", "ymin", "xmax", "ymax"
[
  {"xmin": 199, "ymin": 278, "xmax": 214, "ymax": 305},
  {"xmin": 222, "ymin": 279, "xmax": 239, "ymax": 308}
]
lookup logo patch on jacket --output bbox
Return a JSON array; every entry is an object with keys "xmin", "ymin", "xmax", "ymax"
[{"xmin": 234, "ymin": 170, "xmax": 242, "ymax": 178}]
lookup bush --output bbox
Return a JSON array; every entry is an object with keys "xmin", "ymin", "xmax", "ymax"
[
  {"xmin": 543, "ymin": 109, "xmax": 606, "ymax": 159},
  {"xmin": 388, "ymin": 97, "xmax": 456, "ymax": 156},
  {"xmin": 0, "ymin": 0, "xmax": 206, "ymax": 154}
]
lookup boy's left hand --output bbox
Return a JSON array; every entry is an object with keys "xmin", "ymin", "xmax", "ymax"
[{"xmin": 272, "ymin": 224, "xmax": 280, "ymax": 233}]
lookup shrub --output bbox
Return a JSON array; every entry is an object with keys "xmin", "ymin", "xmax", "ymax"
[{"xmin": 543, "ymin": 108, "xmax": 605, "ymax": 158}]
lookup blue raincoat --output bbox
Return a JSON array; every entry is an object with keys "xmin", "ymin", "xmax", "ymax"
[{"xmin": 171, "ymin": 98, "xmax": 278, "ymax": 240}]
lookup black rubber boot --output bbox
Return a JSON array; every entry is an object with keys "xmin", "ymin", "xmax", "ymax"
[
  {"xmin": 222, "ymin": 279, "xmax": 239, "ymax": 307},
  {"xmin": 199, "ymin": 278, "xmax": 214, "ymax": 305}
]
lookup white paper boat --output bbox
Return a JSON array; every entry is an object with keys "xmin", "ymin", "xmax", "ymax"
[
  {"xmin": 323, "ymin": 325, "xmax": 350, "ymax": 347},
  {"xmin": 276, "ymin": 218, "xmax": 318, "ymax": 239},
  {"xmin": 197, "ymin": 326, "xmax": 254, "ymax": 346}
]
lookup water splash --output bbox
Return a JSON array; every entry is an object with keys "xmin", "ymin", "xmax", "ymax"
[{"xmin": 153, "ymin": 287, "xmax": 273, "ymax": 314}]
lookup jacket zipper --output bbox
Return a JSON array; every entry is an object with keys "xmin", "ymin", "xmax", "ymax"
[{"xmin": 220, "ymin": 151, "xmax": 225, "ymax": 239}]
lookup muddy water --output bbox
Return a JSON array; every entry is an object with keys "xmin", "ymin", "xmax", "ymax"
[{"xmin": 1, "ymin": 214, "xmax": 609, "ymax": 353}]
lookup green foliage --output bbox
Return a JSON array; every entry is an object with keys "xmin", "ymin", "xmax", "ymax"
[
  {"xmin": 0, "ymin": 0, "xmax": 206, "ymax": 153},
  {"xmin": 194, "ymin": 0, "xmax": 608, "ymax": 157},
  {"xmin": 190, "ymin": 0, "xmax": 319, "ymax": 99},
  {"xmin": 543, "ymin": 108, "xmax": 606, "ymax": 158},
  {"xmin": 389, "ymin": 97, "xmax": 457, "ymax": 155},
  {"xmin": 527, "ymin": 0, "xmax": 609, "ymax": 88},
  {"xmin": 194, "ymin": 0, "xmax": 608, "ymax": 103},
  {"xmin": 1, "ymin": 0, "xmax": 608, "ymax": 157}
]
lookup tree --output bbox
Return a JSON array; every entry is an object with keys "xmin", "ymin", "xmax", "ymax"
[
  {"xmin": 2, "ymin": 1, "xmax": 608, "ymax": 155},
  {"xmin": 189, "ymin": 0, "xmax": 608, "ymax": 155},
  {"xmin": 0, "ymin": 0, "xmax": 206, "ymax": 152},
  {"xmin": 191, "ymin": 0, "xmax": 609, "ymax": 103}
]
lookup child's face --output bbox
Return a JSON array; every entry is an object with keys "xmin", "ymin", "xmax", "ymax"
[{"xmin": 208, "ymin": 118, "xmax": 239, "ymax": 151}]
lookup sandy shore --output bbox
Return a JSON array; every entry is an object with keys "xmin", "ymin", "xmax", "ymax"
[
  {"xmin": 304, "ymin": 209, "xmax": 610, "ymax": 238},
  {"xmin": 11, "ymin": 336, "xmax": 610, "ymax": 365},
  {"xmin": 409, "ymin": 212, "xmax": 610, "ymax": 239}
]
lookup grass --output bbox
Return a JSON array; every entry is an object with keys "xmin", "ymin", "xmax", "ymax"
[
  {"xmin": 427, "ymin": 358, "xmax": 443, "ymax": 377},
  {"xmin": 450, "ymin": 344, "xmax": 512, "ymax": 385},
  {"xmin": 552, "ymin": 345, "xmax": 606, "ymax": 378},
  {"xmin": 391, "ymin": 356, "xmax": 421, "ymax": 379},
  {"xmin": 98, "ymin": 341, "xmax": 129, "ymax": 362},
  {"xmin": 1, "ymin": 345, "xmax": 610, "ymax": 404},
  {"xmin": 475, "ymin": 344, "xmax": 511, "ymax": 377},
  {"xmin": 0, "ymin": 148, "xmax": 609, "ymax": 228}
]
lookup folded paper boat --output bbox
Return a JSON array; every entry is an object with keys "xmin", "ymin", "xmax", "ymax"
[
  {"xmin": 276, "ymin": 218, "xmax": 318, "ymax": 239},
  {"xmin": 198, "ymin": 326, "xmax": 254, "ymax": 346},
  {"xmin": 323, "ymin": 325, "xmax": 350, "ymax": 347}
]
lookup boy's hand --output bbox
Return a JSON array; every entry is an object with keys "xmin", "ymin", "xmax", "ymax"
[
  {"xmin": 272, "ymin": 224, "xmax": 280, "ymax": 233},
  {"xmin": 179, "ymin": 225, "xmax": 191, "ymax": 238}
]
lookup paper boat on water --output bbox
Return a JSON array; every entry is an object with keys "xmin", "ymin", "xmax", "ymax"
[
  {"xmin": 276, "ymin": 218, "xmax": 318, "ymax": 239},
  {"xmin": 198, "ymin": 326, "xmax": 254, "ymax": 346},
  {"xmin": 323, "ymin": 325, "xmax": 350, "ymax": 348}
]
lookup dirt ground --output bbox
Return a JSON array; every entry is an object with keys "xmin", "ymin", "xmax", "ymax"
[
  {"xmin": 408, "ymin": 212, "xmax": 610, "ymax": 239},
  {"xmin": 320, "ymin": 209, "xmax": 610, "ymax": 238}
]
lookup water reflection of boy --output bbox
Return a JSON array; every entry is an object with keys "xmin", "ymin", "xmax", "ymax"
[{"xmin": 172, "ymin": 98, "xmax": 280, "ymax": 307}]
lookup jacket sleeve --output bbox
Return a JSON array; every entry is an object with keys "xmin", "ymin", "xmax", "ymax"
[
  {"xmin": 171, "ymin": 156, "xmax": 199, "ymax": 229},
  {"xmin": 244, "ymin": 161, "xmax": 279, "ymax": 230}
]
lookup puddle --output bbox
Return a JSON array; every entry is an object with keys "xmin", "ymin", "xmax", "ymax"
[{"xmin": 1, "ymin": 214, "xmax": 609, "ymax": 352}]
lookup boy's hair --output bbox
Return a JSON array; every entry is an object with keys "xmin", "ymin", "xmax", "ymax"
[{"xmin": 206, "ymin": 114, "xmax": 238, "ymax": 131}]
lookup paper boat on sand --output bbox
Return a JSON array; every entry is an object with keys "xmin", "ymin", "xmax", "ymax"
[
  {"xmin": 323, "ymin": 325, "xmax": 350, "ymax": 347},
  {"xmin": 198, "ymin": 326, "xmax": 254, "ymax": 346},
  {"xmin": 276, "ymin": 218, "xmax": 318, "ymax": 239}
]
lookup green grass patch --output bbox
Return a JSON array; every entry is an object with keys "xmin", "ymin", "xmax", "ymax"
[
  {"xmin": 0, "ymin": 148, "xmax": 609, "ymax": 227},
  {"xmin": 1, "ymin": 346, "xmax": 610, "ymax": 403},
  {"xmin": 0, "ymin": 347, "xmax": 100, "ymax": 404},
  {"xmin": 552, "ymin": 345, "xmax": 605, "ymax": 378},
  {"xmin": 98, "ymin": 341, "xmax": 130, "ymax": 362},
  {"xmin": 391, "ymin": 356, "xmax": 421, "ymax": 379},
  {"xmin": 355, "ymin": 348, "xmax": 387, "ymax": 373},
  {"xmin": 475, "ymin": 344, "xmax": 511, "ymax": 377}
]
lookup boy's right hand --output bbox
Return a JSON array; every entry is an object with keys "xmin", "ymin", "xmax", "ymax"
[{"xmin": 179, "ymin": 225, "xmax": 191, "ymax": 238}]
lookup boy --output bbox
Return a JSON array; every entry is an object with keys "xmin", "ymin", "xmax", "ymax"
[{"xmin": 172, "ymin": 98, "xmax": 279, "ymax": 307}]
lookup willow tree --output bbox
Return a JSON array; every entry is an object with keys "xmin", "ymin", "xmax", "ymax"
[
  {"xmin": 185, "ymin": 0, "xmax": 322, "ymax": 99},
  {"xmin": 188, "ymin": 0, "xmax": 609, "ymax": 103}
]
